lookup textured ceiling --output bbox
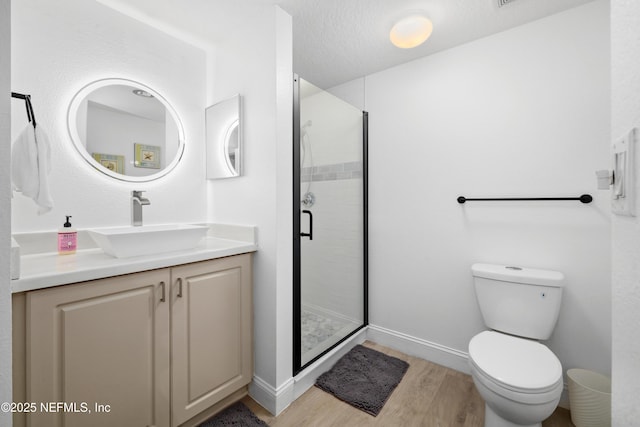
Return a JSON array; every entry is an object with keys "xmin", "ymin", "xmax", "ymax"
[
  {"xmin": 97, "ymin": 0, "xmax": 597, "ymax": 89},
  {"xmin": 277, "ymin": 0, "xmax": 597, "ymax": 88}
]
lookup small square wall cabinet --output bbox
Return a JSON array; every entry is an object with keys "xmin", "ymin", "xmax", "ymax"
[{"xmin": 612, "ymin": 128, "xmax": 636, "ymax": 216}]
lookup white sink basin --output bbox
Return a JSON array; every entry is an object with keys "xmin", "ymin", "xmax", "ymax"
[{"xmin": 87, "ymin": 224, "xmax": 209, "ymax": 258}]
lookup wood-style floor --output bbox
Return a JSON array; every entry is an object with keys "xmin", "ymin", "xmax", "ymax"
[{"xmin": 243, "ymin": 341, "xmax": 574, "ymax": 427}]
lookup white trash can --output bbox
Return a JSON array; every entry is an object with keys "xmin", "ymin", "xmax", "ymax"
[{"xmin": 567, "ymin": 368, "xmax": 611, "ymax": 427}]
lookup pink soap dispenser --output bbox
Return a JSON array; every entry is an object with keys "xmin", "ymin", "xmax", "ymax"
[{"xmin": 58, "ymin": 216, "xmax": 77, "ymax": 255}]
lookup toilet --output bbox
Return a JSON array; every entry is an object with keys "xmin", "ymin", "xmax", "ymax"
[{"xmin": 468, "ymin": 263, "xmax": 564, "ymax": 427}]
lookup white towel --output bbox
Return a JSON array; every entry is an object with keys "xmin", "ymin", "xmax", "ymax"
[{"xmin": 11, "ymin": 124, "xmax": 54, "ymax": 215}]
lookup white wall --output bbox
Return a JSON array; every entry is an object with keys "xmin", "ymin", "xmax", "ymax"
[
  {"xmin": 11, "ymin": 0, "xmax": 207, "ymax": 232},
  {"xmin": 300, "ymin": 88, "xmax": 362, "ymax": 165},
  {"xmin": 611, "ymin": 0, "xmax": 640, "ymax": 424},
  {"xmin": 328, "ymin": 78, "xmax": 366, "ymax": 112},
  {"xmin": 0, "ymin": 0, "xmax": 12, "ymax": 423},
  {"xmin": 367, "ymin": 0, "xmax": 611, "ymax": 383},
  {"xmin": 207, "ymin": 5, "xmax": 293, "ymax": 413}
]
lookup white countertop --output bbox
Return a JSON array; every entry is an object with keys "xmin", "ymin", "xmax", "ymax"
[{"xmin": 11, "ymin": 225, "xmax": 257, "ymax": 293}]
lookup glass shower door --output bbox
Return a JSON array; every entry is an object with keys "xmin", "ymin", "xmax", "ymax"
[{"xmin": 293, "ymin": 76, "xmax": 368, "ymax": 373}]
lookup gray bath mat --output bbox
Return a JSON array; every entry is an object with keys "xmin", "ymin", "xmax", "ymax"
[
  {"xmin": 198, "ymin": 402, "xmax": 268, "ymax": 427},
  {"xmin": 315, "ymin": 344, "xmax": 409, "ymax": 416}
]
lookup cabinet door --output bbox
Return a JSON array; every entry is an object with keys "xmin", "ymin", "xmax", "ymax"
[
  {"xmin": 27, "ymin": 269, "xmax": 171, "ymax": 427},
  {"xmin": 171, "ymin": 254, "xmax": 252, "ymax": 426}
]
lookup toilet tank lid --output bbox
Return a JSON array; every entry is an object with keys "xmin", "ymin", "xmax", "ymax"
[{"xmin": 471, "ymin": 263, "xmax": 564, "ymax": 287}]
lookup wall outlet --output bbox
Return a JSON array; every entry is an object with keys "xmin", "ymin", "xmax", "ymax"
[{"xmin": 611, "ymin": 128, "xmax": 636, "ymax": 216}]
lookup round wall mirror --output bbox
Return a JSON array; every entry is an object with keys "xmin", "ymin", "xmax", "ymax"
[{"xmin": 67, "ymin": 78, "xmax": 185, "ymax": 182}]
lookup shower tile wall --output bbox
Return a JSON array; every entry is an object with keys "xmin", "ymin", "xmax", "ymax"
[
  {"xmin": 300, "ymin": 177, "xmax": 363, "ymax": 322},
  {"xmin": 301, "ymin": 161, "xmax": 362, "ymax": 182}
]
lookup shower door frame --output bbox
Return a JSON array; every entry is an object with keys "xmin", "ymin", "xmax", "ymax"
[{"xmin": 292, "ymin": 74, "xmax": 369, "ymax": 376}]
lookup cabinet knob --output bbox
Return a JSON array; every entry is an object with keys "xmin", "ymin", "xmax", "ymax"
[{"xmin": 160, "ymin": 281, "xmax": 166, "ymax": 303}]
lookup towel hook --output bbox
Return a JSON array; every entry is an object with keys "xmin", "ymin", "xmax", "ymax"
[{"xmin": 11, "ymin": 92, "xmax": 37, "ymax": 128}]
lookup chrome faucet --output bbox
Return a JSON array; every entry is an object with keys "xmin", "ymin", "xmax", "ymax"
[{"xmin": 131, "ymin": 190, "xmax": 150, "ymax": 226}]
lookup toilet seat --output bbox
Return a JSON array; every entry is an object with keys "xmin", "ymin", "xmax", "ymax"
[{"xmin": 469, "ymin": 331, "xmax": 562, "ymax": 394}]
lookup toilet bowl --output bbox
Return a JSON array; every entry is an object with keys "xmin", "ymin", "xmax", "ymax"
[{"xmin": 469, "ymin": 331, "xmax": 563, "ymax": 427}]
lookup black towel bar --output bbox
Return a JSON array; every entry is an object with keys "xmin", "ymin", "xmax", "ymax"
[{"xmin": 457, "ymin": 194, "xmax": 593, "ymax": 204}]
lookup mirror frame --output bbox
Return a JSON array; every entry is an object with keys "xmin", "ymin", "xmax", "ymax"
[{"xmin": 67, "ymin": 78, "xmax": 186, "ymax": 182}]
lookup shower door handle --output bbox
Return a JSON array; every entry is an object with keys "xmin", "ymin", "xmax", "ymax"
[{"xmin": 301, "ymin": 210, "xmax": 313, "ymax": 240}]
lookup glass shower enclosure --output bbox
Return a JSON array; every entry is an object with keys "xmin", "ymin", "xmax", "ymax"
[{"xmin": 293, "ymin": 75, "xmax": 368, "ymax": 374}]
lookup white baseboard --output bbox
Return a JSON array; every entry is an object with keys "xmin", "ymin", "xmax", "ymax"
[
  {"xmin": 366, "ymin": 324, "xmax": 471, "ymax": 374},
  {"xmin": 366, "ymin": 325, "xmax": 572, "ymax": 410},
  {"xmin": 250, "ymin": 324, "xmax": 571, "ymax": 417},
  {"xmin": 248, "ymin": 327, "xmax": 366, "ymax": 416},
  {"xmin": 249, "ymin": 375, "xmax": 294, "ymax": 416},
  {"xmin": 250, "ymin": 325, "xmax": 468, "ymax": 415}
]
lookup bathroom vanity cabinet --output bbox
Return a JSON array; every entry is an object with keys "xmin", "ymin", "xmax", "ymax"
[{"xmin": 12, "ymin": 253, "xmax": 253, "ymax": 427}]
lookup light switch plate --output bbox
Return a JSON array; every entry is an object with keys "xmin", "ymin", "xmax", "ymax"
[{"xmin": 612, "ymin": 128, "xmax": 636, "ymax": 216}]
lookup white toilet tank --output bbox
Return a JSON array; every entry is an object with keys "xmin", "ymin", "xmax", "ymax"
[{"xmin": 472, "ymin": 263, "xmax": 564, "ymax": 340}]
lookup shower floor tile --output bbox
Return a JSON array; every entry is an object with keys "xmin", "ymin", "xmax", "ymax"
[
  {"xmin": 301, "ymin": 310, "xmax": 348, "ymax": 353},
  {"xmin": 301, "ymin": 308, "xmax": 360, "ymax": 365}
]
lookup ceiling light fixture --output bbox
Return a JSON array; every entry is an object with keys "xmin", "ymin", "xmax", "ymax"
[{"xmin": 390, "ymin": 14, "xmax": 433, "ymax": 49}]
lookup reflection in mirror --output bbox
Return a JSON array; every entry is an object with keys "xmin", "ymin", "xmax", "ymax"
[
  {"xmin": 206, "ymin": 94, "xmax": 242, "ymax": 179},
  {"xmin": 68, "ymin": 78, "xmax": 185, "ymax": 182}
]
